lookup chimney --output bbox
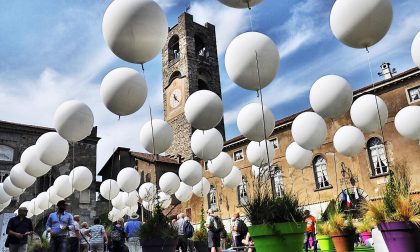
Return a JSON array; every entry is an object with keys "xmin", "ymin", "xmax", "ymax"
[{"xmin": 378, "ymin": 62, "xmax": 396, "ymax": 80}]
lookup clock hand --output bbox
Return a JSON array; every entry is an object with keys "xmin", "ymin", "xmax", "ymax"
[{"xmin": 173, "ymin": 94, "xmax": 179, "ymax": 102}]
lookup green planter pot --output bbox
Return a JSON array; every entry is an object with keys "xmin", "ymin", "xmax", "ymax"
[
  {"xmin": 248, "ymin": 222, "xmax": 306, "ymax": 252},
  {"xmin": 317, "ymin": 234, "xmax": 334, "ymax": 251}
]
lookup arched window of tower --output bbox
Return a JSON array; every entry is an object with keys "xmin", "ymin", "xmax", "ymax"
[
  {"xmin": 169, "ymin": 71, "xmax": 182, "ymax": 85},
  {"xmin": 195, "ymin": 35, "xmax": 208, "ymax": 59},
  {"xmin": 168, "ymin": 35, "xmax": 180, "ymax": 64}
]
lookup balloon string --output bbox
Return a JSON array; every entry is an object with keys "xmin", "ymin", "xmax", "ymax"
[
  {"xmin": 332, "ymin": 152, "xmax": 339, "ymax": 197},
  {"xmin": 247, "ymin": 2, "xmax": 254, "ymax": 32},
  {"xmin": 71, "ymin": 142, "xmax": 75, "ymax": 213},
  {"xmin": 141, "ymin": 63, "xmax": 157, "ymax": 162}
]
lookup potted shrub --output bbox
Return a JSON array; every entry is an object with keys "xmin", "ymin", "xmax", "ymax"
[
  {"xmin": 316, "ymin": 222, "xmax": 334, "ymax": 251},
  {"xmin": 356, "ymin": 217, "xmax": 375, "ymax": 246},
  {"xmin": 28, "ymin": 238, "xmax": 49, "ymax": 252},
  {"xmin": 192, "ymin": 208, "xmax": 208, "ymax": 252},
  {"xmin": 365, "ymin": 162, "xmax": 420, "ymax": 252},
  {"xmin": 138, "ymin": 204, "xmax": 178, "ymax": 252},
  {"xmin": 243, "ymin": 190, "xmax": 306, "ymax": 252},
  {"xmin": 328, "ymin": 212, "xmax": 356, "ymax": 252}
]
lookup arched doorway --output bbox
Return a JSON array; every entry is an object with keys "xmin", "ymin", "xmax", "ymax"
[{"xmin": 335, "ymin": 187, "xmax": 369, "ymax": 218}]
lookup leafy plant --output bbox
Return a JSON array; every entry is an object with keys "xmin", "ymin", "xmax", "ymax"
[
  {"xmin": 383, "ymin": 162, "xmax": 411, "ymax": 214},
  {"xmin": 317, "ymin": 222, "xmax": 331, "ymax": 235},
  {"xmin": 327, "ymin": 212, "xmax": 356, "ymax": 233},
  {"xmin": 28, "ymin": 238, "xmax": 49, "ymax": 252},
  {"xmin": 390, "ymin": 195, "xmax": 420, "ymax": 224},
  {"xmin": 138, "ymin": 204, "xmax": 178, "ymax": 240},
  {"xmin": 193, "ymin": 208, "xmax": 207, "ymax": 242},
  {"xmin": 356, "ymin": 217, "xmax": 375, "ymax": 233}
]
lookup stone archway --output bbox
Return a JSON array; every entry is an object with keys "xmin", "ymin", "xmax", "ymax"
[{"xmin": 335, "ymin": 187, "xmax": 369, "ymax": 218}]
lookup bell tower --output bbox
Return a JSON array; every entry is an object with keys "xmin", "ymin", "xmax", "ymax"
[{"xmin": 162, "ymin": 13, "xmax": 225, "ymax": 161}]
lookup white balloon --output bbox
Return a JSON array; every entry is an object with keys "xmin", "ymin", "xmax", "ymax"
[
  {"xmin": 333, "ymin": 126, "xmax": 365, "ymax": 157},
  {"xmin": 10, "ymin": 163, "xmax": 36, "ymax": 189},
  {"xmin": 54, "ymin": 175, "xmax": 73, "ymax": 198},
  {"xmin": 350, "ymin": 94, "xmax": 388, "ymax": 133},
  {"xmin": 218, "ymin": 0, "xmax": 263, "ymax": 8},
  {"xmin": 310, "ymin": 75, "xmax": 353, "ymax": 119},
  {"xmin": 36, "ymin": 192, "xmax": 52, "ymax": 211},
  {"xmin": 0, "ymin": 184, "xmax": 12, "ymax": 204},
  {"xmin": 285, "ymin": 142, "xmax": 313, "ymax": 170},
  {"xmin": 142, "ymin": 200, "xmax": 155, "ymax": 212},
  {"xmin": 222, "ymin": 167, "xmax": 242, "ymax": 189},
  {"xmin": 36, "ymin": 132, "xmax": 69, "ymax": 166},
  {"xmin": 191, "ymin": 128, "xmax": 224, "ymax": 161},
  {"xmin": 251, "ymin": 165, "xmax": 270, "ymax": 180},
  {"xmin": 117, "ymin": 167, "xmax": 140, "ymax": 193},
  {"xmin": 157, "ymin": 192, "xmax": 171, "ymax": 209},
  {"xmin": 140, "ymin": 119, "xmax": 173, "ymax": 154},
  {"xmin": 21, "ymin": 146, "xmax": 51, "ymax": 177},
  {"xmin": 100, "ymin": 67, "xmax": 148, "ymax": 116},
  {"xmin": 138, "ymin": 183, "xmax": 157, "ymax": 202},
  {"xmin": 237, "ymin": 103, "xmax": 275, "ymax": 141},
  {"xmin": 102, "ymin": 0, "xmax": 168, "ymax": 64},
  {"xmin": 159, "ymin": 172, "xmax": 180, "ymax": 195},
  {"xmin": 412, "ymin": 32, "xmax": 420, "ymax": 69},
  {"xmin": 3, "ymin": 177, "xmax": 24, "ymax": 197},
  {"xmin": 395, "ymin": 106, "xmax": 420, "ymax": 141},
  {"xmin": 28, "ymin": 199, "xmax": 43, "ymax": 216},
  {"xmin": 108, "ymin": 208, "xmax": 124, "ymax": 222},
  {"xmin": 184, "ymin": 90, "xmax": 223, "ymax": 130},
  {"xmin": 208, "ymin": 152, "xmax": 233, "ymax": 178},
  {"xmin": 122, "ymin": 191, "xmax": 139, "ymax": 207},
  {"xmin": 291, "ymin": 112, "xmax": 327, "ymax": 150},
  {"xmin": 69, "ymin": 166, "xmax": 93, "ymax": 192},
  {"xmin": 0, "ymin": 199, "xmax": 11, "ymax": 210},
  {"xmin": 100, "ymin": 179, "xmax": 120, "ymax": 200},
  {"xmin": 175, "ymin": 182, "xmax": 193, "ymax": 202},
  {"xmin": 192, "ymin": 178, "xmax": 210, "ymax": 197},
  {"xmin": 246, "ymin": 140, "xmax": 275, "ymax": 167},
  {"xmin": 53, "ymin": 100, "xmax": 94, "ymax": 142},
  {"xmin": 47, "ymin": 187, "xmax": 64, "ymax": 205},
  {"xmin": 179, "ymin": 160, "xmax": 203, "ymax": 186},
  {"xmin": 112, "ymin": 192, "xmax": 126, "ymax": 210},
  {"xmin": 225, "ymin": 32, "xmax": 279, "ymax": 90},
  {"xmin": 330, "ymin": 0, "xmax": 393, "ymax": 48},
  {"xmin": 123, "ymin": 204, "xmax": 139, "ymax": 216}
]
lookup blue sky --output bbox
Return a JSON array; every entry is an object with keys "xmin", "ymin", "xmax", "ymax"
[{"xmin": 0, "ymin": 0, "xmax": 419, "ymax": 173}]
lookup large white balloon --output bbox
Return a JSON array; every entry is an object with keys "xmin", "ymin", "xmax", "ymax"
[
  {"xmin": 159, "ymin": 172, "xmax": 180, "ymax": 195},
  {"xmin": 47, "ymin": 187, "xmax": 64, "ymax": 205},
  {"xmin": 53, "ymin": 100, "xmax": 94, "ymax": 142},
  {"xmin": 21, "ymin": 146, "xmax": 51, "ymax": 177},
  {"xmin": 218, "ymin": 0, "xmax": 263, "ymax": 8},
  {"xmin": 140, "ymin": 119, "xmax": 173, "ymax": 154},
  {"xmin": 237, "ymin": 103, "xmax": 275, "ymax": 141},
  {"xmin": 350, "ymin": 94, "xmax": 388, "ymax": 133},
  {"xmin": 222, "ymin": 167, "xmax": 242, "ymax": 189},
  {"xmin": 108, "ymin": 208, "xmax": 124, "ymax": 222},
  {"xmin": 192, "ymin": 178, "xmax": 211, "ymax": 197},
  {"xmin": 142, "ymin": 200, "xmax": 156, "ymax": 212},
  {"xmin": 208, "ymin": 152, "xmax": 233, "ymax": 178},
  {"xmin": 395, "ymin": 106, "xmax": 420, "ymax": 141},
  {"xmin": 117, "ymin": 167, "xmax": 140, "ymax": 193},
  {"xmin": 175, "ymin": 182, "xmax": 193, "ymax": 202},
  {"xmin": 36, "ymin": 132, "xmax": 69, "ymax": 166},
  {"xmin": 3, "ymin": 177, "xmax": 24, "ymax": 197},
  {"xmin": 0, "ymin": 199, "xmax": 11, "ymax": 211},
  {"xmin": 285, "ymin": 142, "xmax": 313, "ymax": 170},
  {"xmin": 246, "ymin": 140, "xmax": 275, "ymax": 167},
  {"xmin": 291, "ymin": 112, "xmax": 327, "ymax": 150},
  {"xmin": 122, "ymin": 191, "xmax": 139, "ymax": 207},
  {"xmin": 36, "ymin": 192, "xmax": 52, "ymax": 211},
  {"xmin": 157, "ymin": 192, "xmax": 171, "ymax": 209},
  {"xmin": 225, "ymin": 32, "xmax": 279, "ymax": 90},
  {"xmin": 0, "ymin": 184, "xmax": 12, "ymax": 204},
  {"xmin": 184, "ymin": 90, "xmax": 223, "ymax": 130},
  {"xmin": 28, "ymin": 199, "xmax": 43, "ymax": 216},
  {"xmin": 191, "ymin": 128, "xmax": 224, "ymax": 161},
  {"xmin": 100, "ymin": 179, "xmax": 120, "ymax": 200},
  {"xmin": 100, "ymin": 67, "xmax": 148, "ymax": 116},
  {"xmin": 69, "ymin": 166, "xmax": 93, "ymax": 192},
  {"xmin": 178, "ymin": 160, "xmax": 203, "ymax": 186},
  {"xmin": 123, "ymin": 204, "xmax": 139, "ymax": 216},
  {"xmin": 412, "ymin": 32, "xmax": 420, "ymax": 69},
  {"xmin": 330, "ymin": 0, "xmax": 392, "ymax": 48},
  {"xmin": 54, "ymin": 175, "xmax": 73, "ymax": 198},
  {"xmin": 138, "ymin": 183, "xmax": 157, "ymax": 202},
  {"xmin": 112, "ymin": 192, "xmax": 126, "ymax": 210},
  {"xmin": 310, "ymin": 75, "xmax": 353, "ymax": 119},
  {"xmin": 10, "ymin": 163, "xmax": 36, "ymax": 189},
  {"xmin": 333, "ymin": 126, "xmax": 365, "ymax": 157},
  {"xmin": 102, "ymin": 0, "xmax": 168, "ymax": 64}
]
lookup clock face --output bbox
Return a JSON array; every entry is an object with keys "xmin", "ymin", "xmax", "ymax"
[{"xmin": 169, "ymin": 89, "xmax": 182, "ymax": 108}]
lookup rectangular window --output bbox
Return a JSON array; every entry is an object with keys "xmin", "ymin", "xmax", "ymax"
[
  {"xmin": 407, "ymin": 85, "xmax": 420, "ymax": 103},
  {"xmin": 271, "ymin": 167, "xmax": 284, "ymax": 197},
  {"xmin": 208, "ymin": 186, "xmax": 217, "ymax": 211},
  {"xmin": 233, "ymin": 149, "xmax": 244, "ymax": 162},
  {"xmin": 0, "ymin": 171, "xmax": 9, "ymax": 183},
  {"xmin": 79, "ymin": 190, "xmax": 90, "ymax": 204},
  {"xmin": 237, "ymin": 177, "xmax": 248, "ymax": 206},
  {"xmin": 269, "ymin": 138, "xmax": 279, "ymax": 149}
]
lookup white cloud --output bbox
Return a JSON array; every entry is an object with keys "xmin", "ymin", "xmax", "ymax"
[{"xmin": 156, "ymin": 0, "xmax": 177, "ymax": 10}]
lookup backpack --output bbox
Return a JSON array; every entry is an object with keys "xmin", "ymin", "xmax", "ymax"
[
  {"xmin": 236, "ymin": 219, "xmax": 248, "ymax": 236},
  {"xmin": 183, "ymin": 221, "xmax": 194, "ymax": 238},
  {"xmin": 210, "ymin": 216, "xmax": 225, "ymax": 233},
  {"xmin": 110, "ymin": 226, "xmax": 123, "ymax": 242}
]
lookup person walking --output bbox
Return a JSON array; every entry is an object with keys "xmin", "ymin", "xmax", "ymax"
[
  {"xmin": 124, "ymin": 213, "xmax": 142, "ymax": 252},
  {"xmin": 206, "ymin": 209, "xmax": 223, "ymax": 252},
  {"xmin": 231, "ymin": 212, "xmax": 248, "ymax": 251},
  {"xmin": 69, "ymin": 215, "xmax": 81, "ymax": 252},
  {"xmin": 46, "ymin": 200, "xmax": 75, "ymax": 252},
  {"xmin": 183, "ymin": 216, "xmax": 195, "ymax": 252},
  {"xmin": 304, "ymin": 210, "xmax": 317, "ymax": 252},
  {"xmin": 79, "ymin": 222, "xmax": 90, "ymax": 252},
  {"xmin": 87, "ymin": 218, "xmax": 108, "ymax": 252},
  {"xmin": 6, "ymin": 207, "xmax": 33, "ymax": 252},
  {"xmin": 110, "ymin": 218, "xmax": 126, "ymax": 252},
  {"xmin": 176, "ymin": 213, "xmax": 187, "ymax": 252}
]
